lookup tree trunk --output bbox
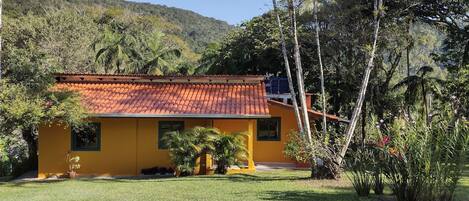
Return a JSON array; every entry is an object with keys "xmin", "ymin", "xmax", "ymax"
[
  {"xmin": 199, "ymin": 149, "xmax": 207, "ymax": 175},
  {"xmin": 406, "ymin": 20, "xmax": 412, "ymax": 121},
  {"xmin": 422, "ymin": 81, "xmax": 428, "ymax": 124},
  {"xmin": 361, "ymin": 101, "xmax": 366, "ymax": 146},
  {"xmin": 288, "ymin": 0, "xmax": 313, "ymax": 144},
  {"xmin": 337, "ymin": 0, "xmax": 383, "ymax": 166},
  {"xmin": 313, "ymin": 0, "xmax": 328, "ymax": 140},
  {"xmin": 272, "ymin": 0, "xmax": 304, "ymax": 133}
]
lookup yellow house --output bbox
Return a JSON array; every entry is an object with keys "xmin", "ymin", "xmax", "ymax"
[{"xmin": 38, "ymin": 74, "xmax": 344, "ymax": 178}]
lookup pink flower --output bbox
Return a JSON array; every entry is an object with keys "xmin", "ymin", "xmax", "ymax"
[{"xmin": 376, "ymin": 136, "xmax": 391, "ymax": 148}]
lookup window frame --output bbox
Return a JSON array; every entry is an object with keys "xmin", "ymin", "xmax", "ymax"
[
  {"xmin": 256, "ymin": 117, "xmax": 281, "ymax": 141},
  {"xmin": 71, "ymin": 122, "xmax": 101, "ymax": 151},
  {"xmin": 158, "ymin": 121, "xmax": 185, "ymax": 150}
]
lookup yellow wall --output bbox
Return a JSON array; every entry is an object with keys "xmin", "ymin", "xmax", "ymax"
[
  {"xmin": 212, "ymin": 119, "xmax": 255, "ymax": 170},
  {"xmin": 39, "ymin": 118, "xmax": 139, "ymax": 178},
  {"xmin": 39, "ymin": 118, "xmax": 235, "ymax": 178},
  {"xmin": 38, "ymin": 106, "xmax": 301, "ymax": 178},
  {"xmin": 135, "ymin": 118, "xmax": 211, "ymax": 172},
  {"xmin": 252, "ymin": 103, "xmax": 299, "ymax": 163}
]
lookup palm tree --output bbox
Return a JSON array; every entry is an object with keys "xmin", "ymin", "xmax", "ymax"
[
  {"xmin": 393, "ymin": 66, "xmax": 442, "ymax": 123},
  {"xmin": 163, "ymin": 126, "xmax": 218, "ymax": 176},
  {"xmin": 337, "ymin": 0, "xmax": 383, "ymax": 166},
  {"xmin": 93, "ymin": 27, "xmax": 137, "ymax": 74},
  {"xmin": 137, "ymin": 32, "xmax": 182, "ymax": 75},
  {"xmin": 213, "ymin": 132, "xmax": 248, "ymax": 174},
  {"xmin": 272, "ymin": 0, "xmax": 304, "ymax": 133},
  {"xmin": 191, "ymin": 127, "xmax": 218, "ymax": 175}
]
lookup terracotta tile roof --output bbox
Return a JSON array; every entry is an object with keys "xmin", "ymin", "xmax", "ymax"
[
  {"xmin": 267, "ymin": 100, "xmax": 348, "ymax": 123},
  {"xmin": 54, "ymin": 74, "xmax": 269, "ymax": 118}
]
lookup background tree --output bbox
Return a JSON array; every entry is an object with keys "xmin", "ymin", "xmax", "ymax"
[
  {"xmin": 393, "ymin": 66, "xmax": 443, "ymax": 123},
  {"xmin": 337, "ymin": 0, "xmax": 383, "ymax": 166}
]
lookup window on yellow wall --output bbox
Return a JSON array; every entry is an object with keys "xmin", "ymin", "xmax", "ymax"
[
  {"xmin": 71, "ymin": 123, "xmax": 101, "ymax": 151},
  {"xmin": 257, "ymin": 117, "xmax": 281, "ymax": 141},
  {"xmin": 158, "ymin": 121, "xmax": 184, "ymax": 149}
]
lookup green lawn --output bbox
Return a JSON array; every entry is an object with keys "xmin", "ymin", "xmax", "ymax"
[{"xmin": 0, "ymin": 169, "xmax": 468, "ymax": 201}]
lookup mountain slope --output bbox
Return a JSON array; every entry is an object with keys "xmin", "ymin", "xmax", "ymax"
[{"xmin": 4, "ymin": 0, "xmax": 233, "ymax": 53}]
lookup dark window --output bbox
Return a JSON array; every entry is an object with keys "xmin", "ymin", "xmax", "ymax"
[
  {"xmin": 257, "ymin": 117, "xmax": 281, "ymax": 141},
  {"xmin": 71, "ymin": 123, "xmax": 101, "ymax": 151},
  {"xmin": 158, "ymin": 121, "xmax": 184, "ymax": 149}
]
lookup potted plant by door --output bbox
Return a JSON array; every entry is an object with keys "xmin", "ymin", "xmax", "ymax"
[{"xmin": 66, "ymin": 152, "xmax": 80, "ymax": 179}]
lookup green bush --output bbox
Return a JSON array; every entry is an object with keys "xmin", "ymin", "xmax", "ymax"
[
  {"xmin": 212, "ymin": 133, "xmax": 248, "ymax": 174},
  {"xmin": 163, "ymin": 127, "xmax": 218, "ymax": 176},
  {"xmin": 0, "ymin": 139, "xmax": 12, "ymax": 177},
  {"xmin": 347, "ymin": 147, "xmax": 374, "ymax": 197},
  {"xmin": 371, "ymin": 114, "xmax": 468, "ymax": 201},
  {"xmin": 164, "ymin": 127, "xmax": 250, "ymax": 176},
  {"xmin": 284, "ymin": 131, "xmax": 339, "ymax": 179}
]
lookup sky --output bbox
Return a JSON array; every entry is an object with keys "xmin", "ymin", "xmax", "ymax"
[{"xmin": 130, "ymin": 0, "xmax": 272, "ymax": 25}]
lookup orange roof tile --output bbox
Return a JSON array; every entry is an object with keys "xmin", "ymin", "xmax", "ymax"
[{"xmin": 54, "ymin": 74, "xmax": 270, "ymax": 118}]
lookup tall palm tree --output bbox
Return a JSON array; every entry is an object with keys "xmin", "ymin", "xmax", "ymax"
[
  {"xmin": 288, "ymin": 0, "xmax": 313, "ymax": 144},
  {"xmin": 272, "ymin": 0, "xmax": 304, "ymax": 133},
  {"xmin": 337, "ymin": 0, "xmax": 384, "ymax": 166},
  {"xmin": 393, "ymin": 66, "xmax": 442, "ymax": 123},
  {"xmin": 137, "ymin": 32, "xmax": 182, "ymax": 75},
  {"xmin": 93, "ymin": 27, "xmax": 137, "ymax": 74}
]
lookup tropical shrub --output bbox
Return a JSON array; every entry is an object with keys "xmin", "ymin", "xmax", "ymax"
[
  {"xmin": 212, "ymin": 133, "xmax": 248, "ymax": 174},
  {"xmin": 347, "ymin": 147, "xmax": 374, "ymax": 197},
  {"xmin": 163, "ymin": 127, "xmax": 218, "ymax": 176},
  {"xmin": 284, "ymin": 131, "xmax": 339, "ymax": 179},
  {"xmin": 370, "ymin": 113, "xmax": 468, "ymax": 201}
]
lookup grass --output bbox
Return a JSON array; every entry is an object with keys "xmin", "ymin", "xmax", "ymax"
[{"xmin": 0, "ymin": 169, "xmax": 467, "ymax": 201}]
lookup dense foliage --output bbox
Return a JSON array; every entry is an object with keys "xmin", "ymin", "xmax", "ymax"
[
  {"xmin": 162, "ymin": 127, "xmax": 218, "ymax": 176},
  {"xmin": 351, "ymin": 111, "xmax": 469, "ymax": 201},
  {"xmin": 163, "ymin": 127, "xmax": 248, "ymax": 176},
  {"xmin": 4, "ymin": 0, "xmax": 233, "ymax": 53},
  {"xmin": 212, "ymin": 133, "xmax": 248, "ymax": 174},
  {"xmin": 200, "ymin": 0, "xmax": 466, "ymax": 123}
]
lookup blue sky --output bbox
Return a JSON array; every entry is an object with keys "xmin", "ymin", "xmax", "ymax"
[{"xmin": 130, "ymin": 0, "xmax": 272, "ymax": 25}]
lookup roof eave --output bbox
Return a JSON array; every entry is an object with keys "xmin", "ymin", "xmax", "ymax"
[{"xmin": 90, "ymin": 113, "xmax": 271, "ymax": 119}]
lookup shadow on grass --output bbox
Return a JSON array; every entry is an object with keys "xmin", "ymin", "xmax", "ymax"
[
  {"xmin": 260, "ymin": 190, "xmax": 360, "ymax": 201},
  {"xmin": 0, "ymin": 172, "xmax": 311, "ymax": 186},
  {"xmin": 260, "ymin": 190, "xmax": 395, "ymax": 201}
]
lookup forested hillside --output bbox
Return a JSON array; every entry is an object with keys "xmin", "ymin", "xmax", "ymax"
[
  {"xmin": 5, "ymin": 0, "xmax": 233, "ymax": 53},
  {"xmin": 3, "ymin": 0, "xmax": 234, "ymax": 76}
]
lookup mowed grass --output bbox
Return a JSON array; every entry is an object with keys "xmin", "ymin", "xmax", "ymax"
[{"xmin": 0, "ymin": 169, "xmax": 468, "ymax": 201}]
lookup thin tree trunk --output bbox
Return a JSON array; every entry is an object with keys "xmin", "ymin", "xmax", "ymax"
[
  {"xmin": 288, "ymin": 0, "xmax": 312, "ymax": 144},
  {"xmin": 406, "ymin": 20, "xmax": 412, "ymax": 121},
  {"xmin": 422, "ymin": 82, "xmax": 428, "ymax": 124},
  {"xmin": 272, "ymin": 0, "xmax": 304, "ymax": 133},
  {"xmin": 199, "ymin": 149, "xmax": 207, "ymax": 175},
  {"xmin": 337, "ymin": 0, "xmax": 383, "ymax": 166},
  {"xmin": 313, "ymin": 0, "xmax": 328, "ymax": 140},
  {"xmin": 361, "ymin": 101, "xmax": 366, "ymax": 146}
]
